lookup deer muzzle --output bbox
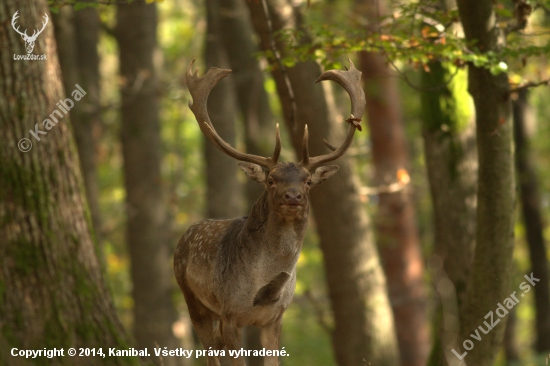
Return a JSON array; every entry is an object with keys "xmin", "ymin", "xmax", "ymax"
[{"xmin": 281, "ymin": 190, "xmax": 303, "ymax": 206}]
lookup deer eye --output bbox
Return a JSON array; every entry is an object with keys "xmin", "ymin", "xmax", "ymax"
[
  {"xmin": 268, "ymin": 178, "xmax": 274, "ymax": 186},
  {"xmin": 307, "ymin": 179, "xmax": 312, "ymax": 186}
]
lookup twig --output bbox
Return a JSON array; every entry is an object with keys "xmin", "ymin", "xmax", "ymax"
[
  {"xmin": 154, "ymin": 342, "xmax": 165, "ymax": 366},
  {"xmin": 49, "ymin": 0, "xmax": 149, "ymax": 5},
  {"xmin": 303, "ymin": 289, "xmax": 332, "ymax": 334},
  {"xmin": 259, "ymin": 0, "xmax": 297, "ymax": 130},
  {"xmin": 100, "ymin": 20, "xmax": 116, "ymax": 38},
  {"xmin": 359, "ymin": 181, "xmax": 408, "ymax": 195},
  {"xmin": 386, "ymin": 57, "xmax": 460, "ymax": 93},
  {"xmin": 429, "ymin": 256, "xmax": 467, "ymax": 366},
  {"xmin": 508, "ymin": 78, "xmax": 550, "ymax": 94}
]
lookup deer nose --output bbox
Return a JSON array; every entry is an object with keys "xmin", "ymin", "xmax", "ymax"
[{"xmin": 283, "ymin": 190, "xmax": 302, "ymax": 204}]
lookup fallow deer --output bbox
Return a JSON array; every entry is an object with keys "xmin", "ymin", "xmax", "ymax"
[{"xmin": 174, "ymin": 59, "xmax": 365, "ymax": 366}]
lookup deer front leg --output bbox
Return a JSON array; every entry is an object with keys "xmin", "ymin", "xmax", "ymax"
[
  {"xmin": 260, "ymin": 315, "xmax": 283, "ymax": 366},
  {"xmin": 221, "ymin": 318, "xmax": 246, "ymax": 366},
  {"xmin": 187, "ymin": 312, "xmax": 223, "ymax": 366},
  {"xmin": 180, "ymin": 284, "xmax": 223, "ymax": 366}
]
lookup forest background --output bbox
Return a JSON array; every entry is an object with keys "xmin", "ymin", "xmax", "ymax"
[{"xmin": 1, "ymin": 0, "xmax": 550, "ymax": 365}]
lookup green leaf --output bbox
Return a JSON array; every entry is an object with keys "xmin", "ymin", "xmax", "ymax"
[{"xmin": 74, "ymin": 2, "xmax": 99, "ymax": 11}]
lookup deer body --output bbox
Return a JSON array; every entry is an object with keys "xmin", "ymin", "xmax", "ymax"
[
  {"xmin": 175, "ymin": 187, "xmax": 307, "ymax": 325},
  {"xmin": 175, "ymin": 60, "xmax": 365, "ymax": 366}
]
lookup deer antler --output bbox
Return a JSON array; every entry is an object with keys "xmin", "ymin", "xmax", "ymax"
[
  {"xmin": 301, "ymin": 59, "xmax": 366, "ymax": 171},
  {"xmin": 186, "ymin": 59, "xmax": 280, "ymax": 169},
  {"xmin": 11, "ymin": 11, "xmax": 28, "ymax": 39}
]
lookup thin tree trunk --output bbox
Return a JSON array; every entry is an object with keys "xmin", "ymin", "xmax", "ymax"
[
  {"xmin": 52, "ymin": 7, "xmax": 78, "ymax": 92},
  {"xmin": 202, "ymin": 3, "xmax": 243, "ymax": 364},
  {"xmin": 355, "ymin": 3, "xmax": 430, "ymax": 364},
  {"xmin": 455, "ymin": 1, "xmax": 515, "ymax": 364},
  {"xmin": 359, "ymin": 51, "xmax": 429, "ymax": 366},
  {"xmin": 116, "ymin": 3, "xmax": 179, "ymax": 364},
  {"xmin": 52, "ymin": 3, "xmax": 103, "ymax": 248},
  {"xmin": 216, "ymin": 0, "xmax": 275, "ymax": 363},
  {"xmin": 0, "ymin": 1, "xmax": 138, "ymax": 364},
  {"xmin": 246, "ymin": 1, "xmax": 400, "ymax": 365},
  {"xmin": 204, "ymin": 0, "xmax": 242, "ymax": 219},
  {"xmin": 503, "ymin": 308, "xmax": 520, "ymax": 364},
  {"xmin": 217, "ymin": 0, "xmax": 275, "ymax": 208},
  {"xmin": 420, "ymin": 62, "xmax": 477, "ymax": 366},
  {"xmin": 513, "ymin": 89, "xmax": 550, "ymax": 353},
  {"xmin": 73, "ymin": 5, "xmax": 103, "ymax": 246}
]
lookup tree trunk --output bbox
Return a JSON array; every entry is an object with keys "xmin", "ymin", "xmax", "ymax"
[
  {"xmin": 503, "ymin": 308, "xmax": 520, "ymax": 364},
  {"xmin": 455, "ymin": 1, "xmax": 515, "ymax": 364},
  {"xmin": 202, "ymin": 3, "xmax": 244, "ymax": 364},
  {"xmin": 52, "ymin": 7, "xmax": 78, "ymax": 93},
  {"xmin": 355, "ymin": 3, "xmax": 430, "ymax": 365},
  {"xmin": 420, "ymin": 62, "xmax": 477, "ymax": 366},
  {"xmin": 0, "ymin": 1, "xmax": 138, "ymax": 364},
  {"xmin": 72, "ymin": 4, "xmax": 103, "ymax": 246},
  {"xmin": 246, "ymin": 1, "xmax": 400, "ymax": 365},
  {"xmin": 204, "ymin": 0, "xmax": 242, "ymax": 219},
  {"xmin": 52, "ymin": 2, "xmax": 103, "ymax": 249},
  {"xmin": 217, "ymin": 0, "xmax": 275, "ymax": 208},
  {"xmin": 116, "ymin": 3, "xmax": 179, "ymax": 364},
  {"xmin": 513, "ymin": 89, "xmax": 550, "ymax": 353},
  {"xmin": 216, "ymin": 0, "xmax": 275, "ymax": 363},
  {"xmin": 360, "ymin": 51, "xmax": 429, "ymax": 366}
]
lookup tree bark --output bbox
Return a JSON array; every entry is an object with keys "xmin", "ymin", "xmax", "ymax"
[
  {"xmin": 360, "ymin": 51, "xmax": 429, "ymax": 366},
  {"xmin": 52, "ymin": 2, "xmax": 103, "ymax": 249},
  {"xmin": 72, "ymin": 5, "xmax": 103, "ymax": 246},
  {"xmin": 246, "ymin": 1, "xmax": 400, "ymax": 365},
  {"xmin": 513, "ymin": 89, "xmax": 550, "ymax": 353},
  {"xmin": 455, "ymin": 1, "xmax": 515, "ymax": 364},
  {"xmin": 0, "ymin": 1, "xmax": 138, "ymax": 364},
  {"xmin": 420, "ymin": 62, "xmax": 477, "ymax": 366},
  {"xmin": 355, "ymin": 3, "xmax": 430, "ymax": 365},
  {"xmin": 503, "ymin": 307, "xmax": 520, "ymax": 363},
  {"xmin": 116, "ymin": 3, "xmax": 179, "ymax": 364},
  {"xmin": 217, "ymin": 0, "xmax": 275, "ymax": 208},
  {"xmin": 204, "ymin": 0, "xmax": 243, "ymax": 219}
]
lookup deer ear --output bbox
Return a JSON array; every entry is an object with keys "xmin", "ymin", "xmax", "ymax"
[
  {"xmin": 238, "ymin": 162, "xmax": 266, "ymax": 183},
  {"xmin": 311, "ymin": 165, "xmax": 339, "ymax": 186}
]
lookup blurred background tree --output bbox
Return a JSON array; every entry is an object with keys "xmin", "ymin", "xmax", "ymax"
[{"xmin": 0, "ymin": 1, "xmax": 141, "ymax": 365}]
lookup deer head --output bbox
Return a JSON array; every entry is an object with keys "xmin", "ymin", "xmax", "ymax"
[
  {"xmin": 186, "ymin": 58, "xmax": 365, "ymax": 221},
  {"xmin": 11, "ymin": 11, "xmax": 49, "ymax": 54}
]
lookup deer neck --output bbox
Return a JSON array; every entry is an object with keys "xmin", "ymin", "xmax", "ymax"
[{"xmin": 244, "ymin": 191, "xmax": 308, "ymax": 257}]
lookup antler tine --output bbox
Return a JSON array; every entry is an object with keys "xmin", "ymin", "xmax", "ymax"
[
  {"xmin": 186, "ymin": 59, "xmax": 277, "ymax": 169},
  {"xmin": 303, "ymin": 59, "xmax": 366, "ymax": 171},
  {"xmin": 272, "ymin": 123, "xmax": 281, "ymax": 165},
  {"xmin": 301, "ymin": 125, "xmax": 310, "ymax": 165}
]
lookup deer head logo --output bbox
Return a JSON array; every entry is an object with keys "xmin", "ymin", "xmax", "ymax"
[{"xmin": 11, "ymin": 11, "xmax": 49, "ymax": 54}]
